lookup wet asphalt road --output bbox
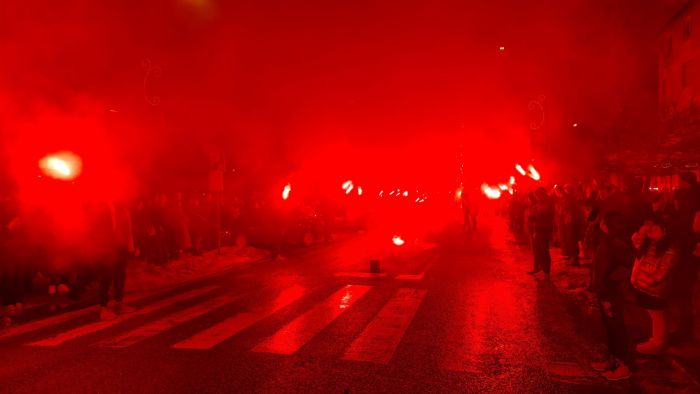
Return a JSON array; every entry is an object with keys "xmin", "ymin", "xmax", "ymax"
[{"xmin": 0, "ymin": 219, "xmax": 631, "ymax": 393}]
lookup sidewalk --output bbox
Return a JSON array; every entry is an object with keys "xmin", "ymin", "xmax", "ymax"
[
  {"xmin": 545, "ymin": 246, "xmax": 700, "ymax": 392},
  {"xmin": 16, "ymin": 245, "xmax": 270, "ymax": 316},
  {"xmin": 125, "ymin": 245, "xmax": 270, "ymax": 293}
]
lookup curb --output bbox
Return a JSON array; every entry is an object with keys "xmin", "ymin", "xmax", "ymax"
[{"xmin": 125, "ymin": 254, "xmax": 271, "ymax": 296}]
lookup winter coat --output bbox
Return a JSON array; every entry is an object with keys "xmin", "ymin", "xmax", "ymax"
[
  {"xmin": 591, "ymin": 235, "xmax": 634, "ymax": 299},
  {"xmin": 630, "ymin": 244, "xmax": 678, "ymax": 299}
]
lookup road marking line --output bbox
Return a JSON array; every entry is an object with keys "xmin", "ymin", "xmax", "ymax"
[
  {"xmin": 342, "ymin": 288, "xmax": 426, "ymax": 364},
  {"xmin": 334, "ymin": 272, "xmax": 388, "ymax": 279},
  {"xmin": 396, "ymin": 253, "xmax": 438, "ymax": 281},
  {"xmin": 98, "ymin": 293, "xmax": 241, "ymax": 348},
  {"xmin": 172, "ymin": 285, "xmax": 308, "ymax": 350},
  {"xmin": 28, "ymin": 286, "xmax": 220, "ymax": 347},
  {"xmin": 0, "ymin": 287, "xmax": 180, "ymax": 342},
  {"xmin": 253, "ymin": 285, "xmax": 372, "ymax": 355}
]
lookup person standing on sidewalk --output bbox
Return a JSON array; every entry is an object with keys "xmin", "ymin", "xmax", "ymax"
[
  {"xmin": 86, "ymin": 200, "xmax": 137, "ymax": 321},
  {"xmin": 529, "ymin": 187, "xmax": 555, "ymax": 280},
  {"xmin": 668, "ymin": 172, "xmax": 700, "ymax": 343},
  {"xmin": 0, "ymin": 193, "xmax": 25, "ymax": 327},
  {"xmin": 560, "ymin": 185, "xmax": 583, "ymax": 266},
  {"xmin": 590, "ymin": 212, "xmax": 635, "ymax": 380},
  {"xmin": 630, "ymin": 215, "xmax": 678, "ymax": 356}
]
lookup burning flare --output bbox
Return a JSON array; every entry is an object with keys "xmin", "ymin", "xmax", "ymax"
[
  {"xmin": 527, "ymin": 165, "xmax": 541, "ymax": 181},
  {"xmin": 39, "ymin": 152, "xmax": 82, "ymax": 181},
  {"xmin": 282, "ymin": 183, "xmax": 292, "ymax": 200},
  {"xmin": 481, "ymin": 183, "xmax": 502, "ymax": 200},
  {"xmin": 392, "ymin": 235, "xmax": 405, "ymax": 246}
]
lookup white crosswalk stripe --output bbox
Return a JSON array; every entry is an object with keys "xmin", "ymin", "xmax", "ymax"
[
  {"xmin": 3, "ymin": 283, "xmax": 439, "ymax": 369},
  {"xmin": 98, "ymin": 293, "xmax": 243, "ymax": 348},
  {"xmin": 172, "ymin": 285, "xmax": 307, "ymax": 350},
  {"xmin": 0, "ymin": 286, "xmax": 185, "ymax": 342},
  {"xmin": 253, "ymin": 284, "xmax": 372, "ymax": 355},
  {"xmin": 28, "ymin": 286, "xmax": 220, "ymax": 347},
  {"xmin": 343, "ymin": 288, "xmax": 426, "ymax": 364}
]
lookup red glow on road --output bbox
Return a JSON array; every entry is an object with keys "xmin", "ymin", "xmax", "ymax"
[
  {"xmin": 39, "ymin": 152, "xmax": 82, "ymax": 181},
  {"xmin": 282, "ymin": 183, "xmax": 292, "ymax": 200},
  {"xmin": 392, "ymin": 235, "xmax": 405, "ymax": 246}
]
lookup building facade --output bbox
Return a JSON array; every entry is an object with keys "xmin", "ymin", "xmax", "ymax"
[{"xmin": 657, "ymin": 0, "xmax": 700, "ymax": 178}]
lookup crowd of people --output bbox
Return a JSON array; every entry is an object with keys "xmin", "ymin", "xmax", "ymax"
[
  {"xmin": 0, "ymin": 183, "xmax": 339, "ymax": 327},
  {"xmin": 508, "ymin": 172, "xmax": 700, "ymax": 381},
  {"xmin": 0, "ymin": 190, "xmax": 229, "ymax": 326}
]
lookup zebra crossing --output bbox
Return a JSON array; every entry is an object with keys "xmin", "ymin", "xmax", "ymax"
[{"xmin": 1, "ymin": 281, "xmax": 429, "ymax": 366}]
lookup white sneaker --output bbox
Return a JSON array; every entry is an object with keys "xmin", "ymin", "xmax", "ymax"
[
  {"xmin": 100, "ymin": 307, "xmax": 118, "ymax": 321},
  {"xmin": 602, "ymin": 362, "xmax": 630, "ymax": 381}
]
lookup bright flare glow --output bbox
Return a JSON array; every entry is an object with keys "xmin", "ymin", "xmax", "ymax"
[
  {"xmin": 481, "ymin": 183, "xmax": 502, "ymax": 200},
  {"xmin": 527, "ymin": 165, "xmax": 541, "ymax": 181},
  {"xmin": 39, "ymin": 152, "xmax": 82, "ymax": 181},
  {"xmin": 498, "ymin": 183, "xmax": 509, "ymax": 191},
  {"xmin": 392, "ymin": 235, "xmax": 405, "ymax": 246},
  {"xmin": 515, "ymin": 164, "xmax": 527, "ymax": 176},
  {"xmin": 402, "ymin": 190, "xmax": 408, "ymax": 197},
  {"xmin": 282, "ymin": 183, "xmax": 292, "ymax": 200},
  {"xmin": 357, "ymin": 187, "xmax": 363, "ymax": 196},
  {"xmin": 509, "ymin": 176, "xmax": 516, "ymax": 186}
]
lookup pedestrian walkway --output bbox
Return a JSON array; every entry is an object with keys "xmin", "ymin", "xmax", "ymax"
[{"xmin": 1, "ymin": 282, "xmax": 423, "ymax": 366}]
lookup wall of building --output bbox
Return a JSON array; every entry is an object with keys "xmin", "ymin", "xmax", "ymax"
[{"xmin": 659, "ymin": 1, "xmax": 700, "ymax": 111}]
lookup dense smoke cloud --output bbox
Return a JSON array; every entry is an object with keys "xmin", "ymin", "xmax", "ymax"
[{"xmin": 0, "ymin": 0, "xmax": 687, "ymax": 191}]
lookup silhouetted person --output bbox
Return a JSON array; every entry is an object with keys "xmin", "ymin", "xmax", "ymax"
[
  {"xmin": 669, "ymin": 172, "xmax": 700, "ymax": 342},
  {"xmin": 86, "ymin": 200, "xmax": 136, "ymax": 321},
  {"xmin": 529, "ymin": 187, "xmax": 555, "ymax": 280},
  {"xmin": 590, "ymin": 212, "xmax": 635, "ymax": 381},
  {"xmin": 631, "ymin": 216, "xmax": 678, "ymax": 356}
]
